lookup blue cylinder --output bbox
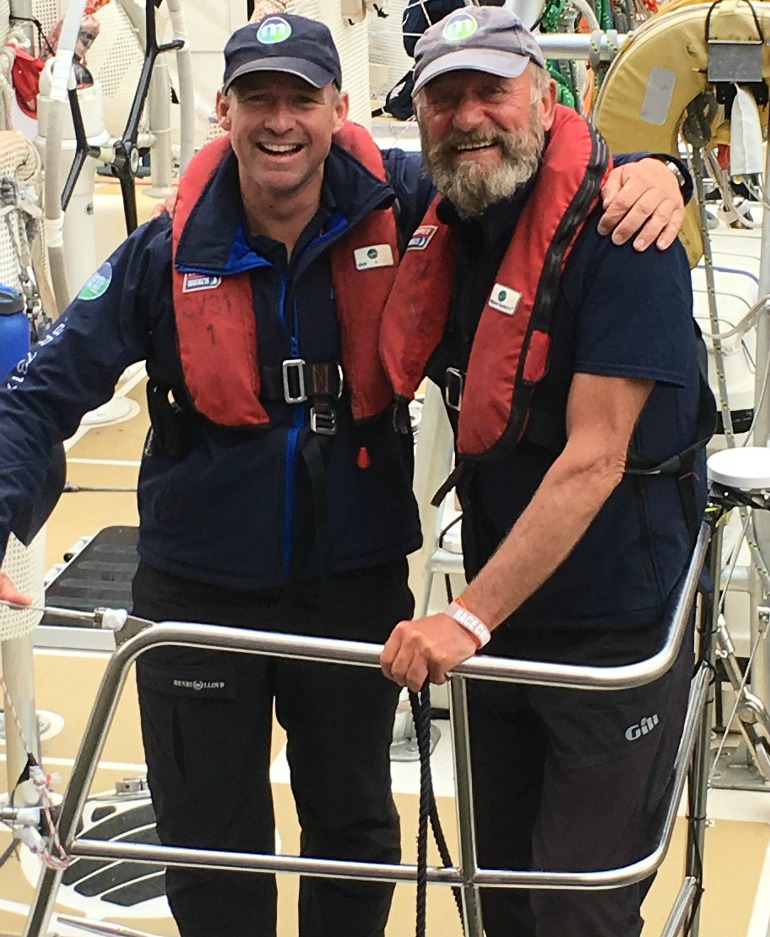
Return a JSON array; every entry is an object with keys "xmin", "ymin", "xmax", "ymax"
[{"xmin": 0, "ymin": 285, "xmax": 29, "ymax": 379}]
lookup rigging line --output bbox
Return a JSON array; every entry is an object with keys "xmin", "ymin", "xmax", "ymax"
[
  {"xmin": 694, "ymin": 144, "xmax": 770, "ymax": 592},
  {"xmin": 0, "ymin": 688, "xmax": 70, "ymax": 870},
  {"xmin": 717, "ymin": 511, "xmax": 752, "ymax": 618},
  {"xmin": 742, "ymin": 344, "xmax": 770, "ymax": 446},
  {"xmin": 697, "ymin": 294, "xmax": 770, "ymax": 342},
  {"xmin": 707, "ymin": 611, "xmax": 768, "ymax": 785},
  {"xmin": 709, "ymin": 512, "xmax": 770, "ymax": 782},
  {"xmin": 0, "ymin": 672, "xmax": 33, "ymax": 753},
  {"xmin": 705, "ymin": 149, "xmax": 764, "ymax": 227},
  {"xmin": 744, "ymin": 179, "xmax": 770, "ymax": 212}
]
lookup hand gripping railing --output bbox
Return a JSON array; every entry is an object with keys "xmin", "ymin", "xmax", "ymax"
[{"xmin": 22, "ymin": 519, "xmax": 712, "ymax": 937}]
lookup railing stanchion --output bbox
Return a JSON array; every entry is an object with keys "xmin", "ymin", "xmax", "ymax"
[
  {"xmin": 685, "ymin": 515, "xmax": 722, "ymax": 937},
  {"xmin": 448, "ymin": 674, "xmax": 485, "ymax": 937}
]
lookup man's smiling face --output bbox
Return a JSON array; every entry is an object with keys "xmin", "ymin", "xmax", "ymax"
[
  {"xmin": 417, "ymin": 67, "xmax": 556, "ymax": 217},
  {"xmin": 216, "ymin": 71, "xmax": 348, "ymax": 200}
]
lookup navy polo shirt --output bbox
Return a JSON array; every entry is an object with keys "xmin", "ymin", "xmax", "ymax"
[{"xmin": 441, "ymin": 189, "xmax": 706, "ymax": 632}]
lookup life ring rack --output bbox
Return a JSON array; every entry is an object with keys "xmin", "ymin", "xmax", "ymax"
[{"xmin": 592, "ymin": 0, "xmax": 770, "ymax": 266}]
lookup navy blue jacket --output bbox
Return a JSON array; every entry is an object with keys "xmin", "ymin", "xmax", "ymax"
[
  {"xmin": 0, "ymin": 142, "xmax": 684, "ymax": 592},
  {"xmin": 0, "ymin": 144, "xmax": 432, "ymax": 590},
  {"xmin": 439, "ymin": 189, "xmax": 707, "ymax": 632}
]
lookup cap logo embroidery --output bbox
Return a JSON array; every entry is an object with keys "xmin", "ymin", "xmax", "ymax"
[
  {"xmin": 257, "ymin": 16, "xmax": 292, "ymax": 44},
  {"xmin": 442, "ymin": 12, "xmax": 479, "ymax": 41}
]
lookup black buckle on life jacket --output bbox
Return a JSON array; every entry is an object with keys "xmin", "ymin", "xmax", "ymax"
[
  {"xmin": 282, "ymin": 358, "xmax": 307, "ymax": 403},
  {"xmin": 278, "ymin": 359, "xmax": 345, "ymax": 405},
  {"xmin": 445, "ymin": 367, "xmax": 465, "ymax": 412},
  {"xmin": 310, "ymin": 401, "xmax": 337, "ymax": 436}
]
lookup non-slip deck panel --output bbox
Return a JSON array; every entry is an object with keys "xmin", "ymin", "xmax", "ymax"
[{"xmin": 42, "ymin": 526, "xmax": 139, "ymax": 628}]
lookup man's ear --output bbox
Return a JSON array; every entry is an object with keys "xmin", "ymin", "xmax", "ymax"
[
  {"xmin": 540, "ymin": 78, "xmax": 558, "ymax": 131},
  {"xmin": 216, "ymin": 89, "xmax": 232, "ymax": 132},
  {"xmin": 332, "ymin": 89, "xmax": 350, "ymax": 134}
]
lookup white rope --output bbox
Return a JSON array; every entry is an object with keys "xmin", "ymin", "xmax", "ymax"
[
  {"xmin": 0, "ymin": 674, "xmax": 69, "ymax": 870},
  {"xmin": 697, "ymin": 295, "xmax": 770, "ymax": 342}
]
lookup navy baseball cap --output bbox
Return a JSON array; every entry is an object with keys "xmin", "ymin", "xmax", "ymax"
[
  {"xmin": 412, "ymin": 7, "xmax": 546, "ymax": 96},
  {"xmin": 222, "ymin": 14, "xmax": 342, "ymax": 93}
]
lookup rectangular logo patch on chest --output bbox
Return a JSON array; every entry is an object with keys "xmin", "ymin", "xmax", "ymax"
[
  {"xmin": 406, "ymin": 225, "xmax": 438, "ymax": 251},
  {"xmin": 354, "ymin": 244, "xmax": 395, "ymax": 271},
  {"xmin": 182, "ymin": 273, "xmax": 222, "ymax": 293},
  {"xmin": 488, "ymin": 283, "xmax": 521, "ymax": 316}
]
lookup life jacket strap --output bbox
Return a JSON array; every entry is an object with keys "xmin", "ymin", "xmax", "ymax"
[
  {"xmin": 145, "ymin": 382, "xmax": 202, "ymax": 459},
  {"xmin": 624, "ymin": 368, "xmax": 716, "ymax": 539},
  {"xmin": 260, "ymin": 360, "xmax": 344, "ymax": 406},
  {"xmin": 279, "ymin": 429, "xmax": 334, "ymax": 610},
  {"xmin": 444, "ymin": 367, "xmax": 464, "ymax": 413}
]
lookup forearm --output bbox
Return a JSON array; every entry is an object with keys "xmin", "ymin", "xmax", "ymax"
[{"xmin": 460, "ymin": 447, "xmax": 626, "ymax": 629}]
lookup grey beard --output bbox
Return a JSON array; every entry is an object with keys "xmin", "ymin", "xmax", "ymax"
[{"xmin": 422, "ymin": 122, "xmax": 544, "ymax": 219}]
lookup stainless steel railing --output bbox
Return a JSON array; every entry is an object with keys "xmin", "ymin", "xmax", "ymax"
[{"xmin": 22, "ymin": 518, "xmax": 713, "ymax": 937}]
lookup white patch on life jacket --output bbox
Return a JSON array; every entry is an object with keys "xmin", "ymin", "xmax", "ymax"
[
  {"xmin": 406, "ymin": 225, "xmax": 438, "ymax": 251},
  {"xmin": 183, "ymin": 273, "xmax": 222, "ymax": 293},
  {"xmin": 353, "ymin": 244, "xmax": 395, "ymax": 270},
  {"xmin": 488, "ymin": 283, "xmax": 521, "ymax": 316}
]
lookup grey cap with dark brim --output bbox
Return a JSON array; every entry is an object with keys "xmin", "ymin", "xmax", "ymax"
[
  {"xmin": 411, "ymin": 7, "xmax": 546, "ymax": 98},
  {"xmin": 412, "ymin": 47, "xmax": 531, "ymax": 96}
]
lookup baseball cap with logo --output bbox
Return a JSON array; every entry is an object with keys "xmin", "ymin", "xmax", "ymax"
[
  {"xmin": 412, "ymin": 7, "xmax": 546, "ymax": 96},
  {"xmin": 222, "ymin": 14, "xmax": 342, "ymax": 93}
]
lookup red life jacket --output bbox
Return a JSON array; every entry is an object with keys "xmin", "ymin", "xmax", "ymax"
[
  {"xmin": 172, "ymin": 121, "xmax": 397, "ymax": 428},
  {"xmin": 380, "ymin": 106, "xmax": 612, "ymax": 458}
]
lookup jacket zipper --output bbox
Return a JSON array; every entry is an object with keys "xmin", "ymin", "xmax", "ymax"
[{"xmin": 282, "ymin": 287, "xmax": 305, "ymax": 571}]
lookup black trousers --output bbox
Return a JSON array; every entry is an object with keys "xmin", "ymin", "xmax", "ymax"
[
  {"xmin": 131, "ymin": 559, "xmax": 413, "ymax": 937},
  {"xmin": 468, "ymin": 619, "xmax": 694, "ymax": 937}
]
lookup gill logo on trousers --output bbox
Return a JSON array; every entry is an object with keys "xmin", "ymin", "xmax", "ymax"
[{"xmin": 625, "ymin": 714, "xmax": 659, "ymax": 741}]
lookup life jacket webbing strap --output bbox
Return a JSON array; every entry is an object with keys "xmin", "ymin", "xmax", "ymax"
[{"xmin": 278, "ymin": 431, "xmax": 333, "ymax": 609}]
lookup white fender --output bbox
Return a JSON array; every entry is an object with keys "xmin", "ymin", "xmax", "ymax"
[{"xmin": 592, "ymin": 0, "xmax": 770, "ymax": 266}]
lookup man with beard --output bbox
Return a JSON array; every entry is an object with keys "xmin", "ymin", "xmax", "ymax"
[
  {"xmin": 380, "ymin": 7, "xmax": 712, "ymax": 937},
  {"xmin": 0, "ymin": 12, "xmax": 690, "ymax": 937}
]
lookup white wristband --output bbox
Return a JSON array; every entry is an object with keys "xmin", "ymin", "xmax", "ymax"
[{"xmin": 445, "ymin": 601, "xmax": 491, "ymax": 649}]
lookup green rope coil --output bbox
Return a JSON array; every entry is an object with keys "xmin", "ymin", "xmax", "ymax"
[{"xmin": 547, "ymin": 60, "xmax": 577, "ymax": 108}]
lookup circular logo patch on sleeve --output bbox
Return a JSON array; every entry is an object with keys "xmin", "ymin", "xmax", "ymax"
[{"xmin": 77, "ymin": 262, "xmax": 113, "ymax": 301}]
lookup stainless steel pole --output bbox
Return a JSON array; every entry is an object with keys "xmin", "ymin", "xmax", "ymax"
[
  {"xmin": 684, "ymin": 517, "xmax": 722, "ymax": 937},
  {"xmin": 448, "ymin": 676, "xmax": 485, "ymax": 937}
]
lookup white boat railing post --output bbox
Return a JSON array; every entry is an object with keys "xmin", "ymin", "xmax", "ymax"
[{"xmin": 1, "ymin": 631, "xmax": 40, "ymax": 805}]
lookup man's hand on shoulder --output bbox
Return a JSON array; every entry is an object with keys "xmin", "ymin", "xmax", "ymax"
[
  {"xmin": 150, "ymin": 192, "xmax": 178, "ymax": 220},
  {"xmin": 380, "ymin": 613, "xmax": 478, "ymax": 692},
  {"xmin": 598, "ymin": 158, "xmax": 685, "ymax": 252},
  {"xmin": 0, "ymin": 570, "xmax": 31, "ymax": 607}
]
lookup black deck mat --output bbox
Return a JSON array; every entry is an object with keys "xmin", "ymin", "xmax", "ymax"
[
  {"xmin": 42, "ymin": 526, "xmax": 139, "ymax": 628},
  {"xmin": 62, "ymin": 801, "xmax": 165, "ymax": 906}
]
